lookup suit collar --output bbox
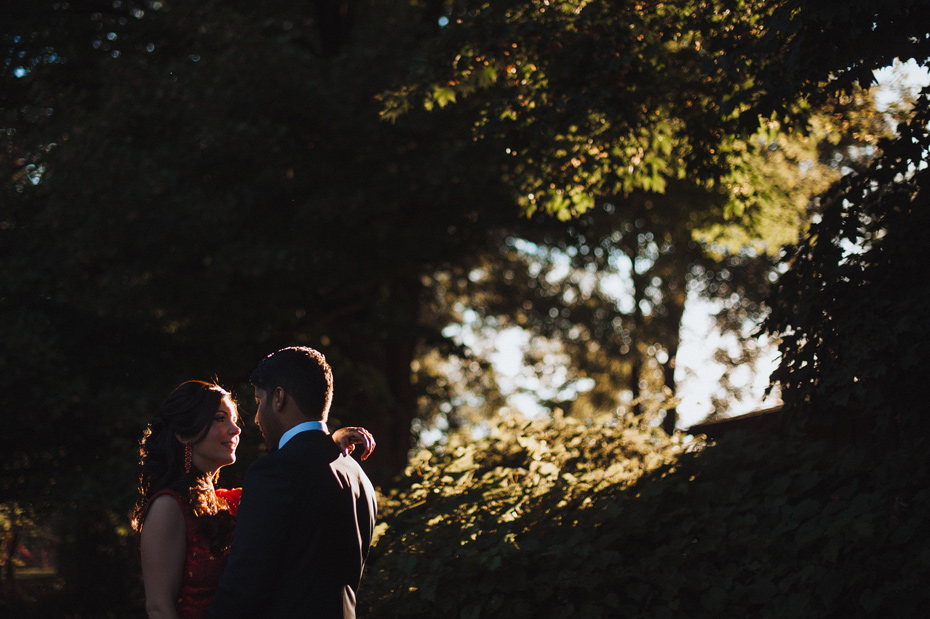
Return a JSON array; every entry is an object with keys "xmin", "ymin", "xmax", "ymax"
[{"xmin": 278, "ymin": 420, "xmax": 329, "ymax": 450}]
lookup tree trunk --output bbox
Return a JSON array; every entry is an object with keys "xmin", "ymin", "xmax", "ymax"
[
  {"xmin": 661, "ymin": 294, "xmax": 686, "ymax": 435},
  {"xmin": 1, "ymin": 523, "xmax": 18, "ymax": 583},
  {"xmin": 630, "ymin": 262, "xmax": 647, "ymax": 418},
  {"xmin": 353, "ymin": 276, "xmax": 423, "ymax": 482},
  {"xmin": 381, "ymin": 332, "xmax": 419, "ymax": 477}
]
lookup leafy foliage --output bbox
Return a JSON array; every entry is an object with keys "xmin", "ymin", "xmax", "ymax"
[
  {"xmin": 2, "ymin": 0, "xmax": 928, "ymax": 612},
  {"xmin": 0, "ymin": 0, "xmax": 519, "ymax": 497},
  {"xmin": 363, "ymin": 405, "xmax": 684, "ymax": 616},
  {"xmin": 432, "ymin": 90, "xmax": 888, "ymax": 431},
  {"xmin": 363, "ymin": 413, "xmax": 930, "ymax": 618},
  {"xmin": 380, "ymin": 0, "xmax": 892, "ymax": 222},
  {"xmin": 752, "ymin": 0, "xmax": 930, "ymax": 439},
  {"xmin": 765, "ymin": 89, "xmax": 930, "ymax": 434},
  {"xmin": 379, "ymin": 0, "xmax": 894, "ymax": 432},
  {"xmin": 381, "ymin": 0, "xmax": 752, "ymax": 215}
]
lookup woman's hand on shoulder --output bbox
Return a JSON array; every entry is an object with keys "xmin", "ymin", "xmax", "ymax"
[{"xmin": 332, "ymin": 426, "xmax": 376, "ymax": 461}]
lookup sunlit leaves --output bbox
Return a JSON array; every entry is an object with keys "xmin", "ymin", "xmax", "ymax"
[
  {"xmin": 424, "ymin": 85, "xmax": 457, "ymax": 110},
  {"xmin": 364, "ymin": 413, "xmax": 930, "ymax": 618},
  {"xmin": 384, "ymin": 0, "xmax": 796, "ymax": 218},
  {"xmin": 364, "ymin": 406, "xmax": 684, "ymax": 615}
]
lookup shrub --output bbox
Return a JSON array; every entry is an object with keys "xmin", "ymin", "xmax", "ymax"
[{"xmin": 362, "ymin": 412, "xmax": 930, "ymax": 618}]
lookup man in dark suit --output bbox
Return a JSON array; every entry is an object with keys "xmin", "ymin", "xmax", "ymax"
[{"xmin": 208, "ymin": 347, "xmax": 378, "ymax": 619}]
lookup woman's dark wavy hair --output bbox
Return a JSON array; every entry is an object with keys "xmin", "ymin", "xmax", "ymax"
[{"xmin": 130, "ymin": 380, "xmax": 236, "ymax": 555}]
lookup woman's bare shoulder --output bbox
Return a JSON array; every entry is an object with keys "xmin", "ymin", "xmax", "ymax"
[{"xmin": 141, "ymin": 493, "xmax": 186, "ymax": 534}]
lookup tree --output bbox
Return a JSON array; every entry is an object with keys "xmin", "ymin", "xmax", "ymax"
[
  {"xmin": 2, "ymin": 1, "xmax": 527, "ymax": 610},
  {"xmin": 2, "ymin": 0, "xmax": 521, "ymax": 496},
  {"xmin": 765, "ymin": 96, "xmax": 930, "ymax": 437},
  {"xmin": 381, "ymin": 0, "xmax": 892, "ymax": 431},
  {"xmin": 754, "ymin": 0, "xmax": 930, "ymax": 438}
]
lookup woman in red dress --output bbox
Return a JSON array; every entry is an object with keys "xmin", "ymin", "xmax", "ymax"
[{"xmin": 130, "ymin": 381, "xmax": 374, "ymax": 619}]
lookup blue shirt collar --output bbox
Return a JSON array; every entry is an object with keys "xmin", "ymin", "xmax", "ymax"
[{"xmin": 278, "ymin": 420, "xmax": 328, "ymax": 450}]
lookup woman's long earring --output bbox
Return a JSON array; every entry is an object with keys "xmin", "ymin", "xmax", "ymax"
[{"xmin": 184, "ymin": 442, "xmax": 192, "ymax": 474}]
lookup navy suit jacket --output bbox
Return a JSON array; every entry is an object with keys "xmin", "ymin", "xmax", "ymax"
[{"xmin": 208, "ymin": 430, "xmax": 378, "ymax": 619}]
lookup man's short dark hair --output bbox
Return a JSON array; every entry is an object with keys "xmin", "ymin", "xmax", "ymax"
[{"xmin": 250, "ymin": 347, "xmax": 334, "ymax": 421}]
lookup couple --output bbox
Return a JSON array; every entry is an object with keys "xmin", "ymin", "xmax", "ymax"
[{"xmin": 131, "ymin": 346, "xmax": 379, "ymax": 619}]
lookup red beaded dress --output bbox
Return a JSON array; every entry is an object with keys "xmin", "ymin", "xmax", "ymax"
[{"xmin": 146, "ymin": 487, "xmax": 242, "ymax": 619}]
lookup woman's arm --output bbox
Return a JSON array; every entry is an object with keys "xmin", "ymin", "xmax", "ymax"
[
  {"xmin": 331, "ymin": 426, "xmax": 376, "ymax": 460},
  {"xmin": 139, "ymin": 495, "xmax": 186, "ymax": 619}
]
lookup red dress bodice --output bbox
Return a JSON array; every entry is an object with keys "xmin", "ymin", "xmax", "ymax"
[{"xmin": 147, "ymin": 488, "xmax": 242, "ymax": 619}]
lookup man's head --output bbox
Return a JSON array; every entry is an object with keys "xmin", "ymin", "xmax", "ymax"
[{"xmin": 250, "ymin": 347, "xmax": 334, "ymax": 449}]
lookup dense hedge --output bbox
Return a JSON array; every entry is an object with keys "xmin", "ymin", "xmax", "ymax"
[{"xmin": 361, "ymin": 412, "xmax": 930, "ymax": 618}]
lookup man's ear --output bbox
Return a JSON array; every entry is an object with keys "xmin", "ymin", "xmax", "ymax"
[{"xmin": 272, "ymin": 386, "xmax": 287, "ymax": 412}]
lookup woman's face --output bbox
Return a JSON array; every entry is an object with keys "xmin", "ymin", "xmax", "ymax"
[{"xmin": 189, "ymin": 395, "xmax": 241, "ymax": 474}]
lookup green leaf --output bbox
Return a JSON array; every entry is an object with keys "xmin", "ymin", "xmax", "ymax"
[{"xmin": 432, "ymin": 86, "xmax": 458, "ymax": 109}]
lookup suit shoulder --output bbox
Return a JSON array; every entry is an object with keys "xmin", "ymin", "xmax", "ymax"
[{"xmin": 243, "ymin": 449, "xmax": 292, "ymax": 482}]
